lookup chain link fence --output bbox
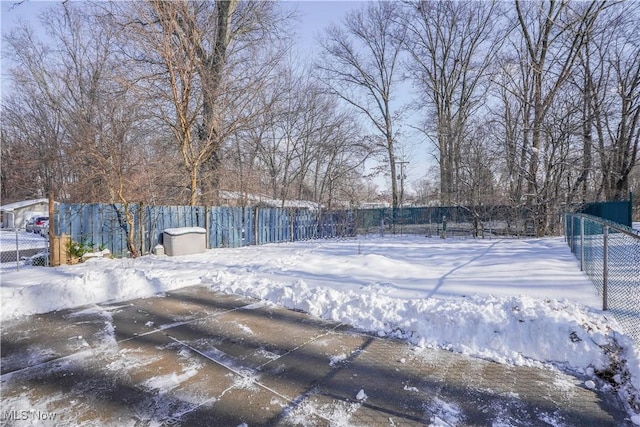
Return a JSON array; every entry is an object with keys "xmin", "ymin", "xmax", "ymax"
[
  {"xmin": 0, "ymin": 228, "xmax": 50, "ymax": 271},
  {"xmin": 565, "ymin": 214, "xmax": 640, "ymax": 344},
  {"xmin": 355, "ymin": 205, "xmax": 538, "ymax": 238}
]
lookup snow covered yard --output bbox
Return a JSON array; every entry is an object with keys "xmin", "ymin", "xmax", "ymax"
[
  {"xmin": 1, "ymin": 234, "xmax": 639, "ymax": 423},
  {"xmin": 0, "ymin": 229, "xmax": 48, "ymax": 251}
]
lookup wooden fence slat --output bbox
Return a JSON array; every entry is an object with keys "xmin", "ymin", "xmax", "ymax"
[
  {"xmin": 198, "ymin": 206, "xmax": 205, "ymax": 228},
  {"xmin": 235, "ymin": 208, "xmax": 243, "ymax": 247},
  {"xmin": 259, "ymin": 208, "xmax": 266, "ymax": 244},
  {"xmin": 174, "ymin": 206, "xmax": 180, "ymax": 228},
  {"xmin": 208, "ymin": 207, "xmax": 215, "ymax": 248},
  {"xmin": 96, "ymin": 204, "xmax": 106, "ymax": 251},
  {"xmin": 228, "ymin": 207, "xmax": 236, "ymax": 247},
  {"xmin": 80, "ymin": 205, "xmax": 91, "ymax": 245},
  {"xmin": 242, "ymin": 208, "xmax": 249, "ymax": 246},
  {"xmin": 219, "ymin": 207, "xmax": 225, "ymax": 247},
  {"xmin": 256, "ymin": 208, "xmax": 261, "ymax": 245},
  {"xmin": 263, "ymin": 209, "xmax": 269, "ymax": 243},
  {"xmin": 268, "ymin": 209, "xmax": 275, "ymax": 243},
  {"xmin": 221, "ymin": 208, "xmax": 228, "ymax": 247},
  {"xmin": 149, "ymin": 205, "xmax": 158, "ymax": 248},
  {"xmin": 92, "ymin": 204, "xmax": 101, "ymax": 250},
  {"xmin": 208, "ymin": 207, "xmax": 218, "ymax": 248},
  {"xmin": 273, "ymin": 209, "xmax": 277, "ymax": 242},
  {"xmin": 227, "ymin": 208, "xmax": 234, "ymax": 247},
  {"xmin": 115, "ymin": 204, "xmax": 125, "ymax": 256},
  {"xmin": 72, "ymin": 204, "xmax": 81, "ymax": 245},
  {"xmin": 217, "ymin": 207, "xmax": 224, "ymax": 248}
]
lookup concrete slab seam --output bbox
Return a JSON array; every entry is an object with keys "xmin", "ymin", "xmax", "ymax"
[{"xmin": 162, "ymin": 331, "xmax": 337, "ymax": 425}]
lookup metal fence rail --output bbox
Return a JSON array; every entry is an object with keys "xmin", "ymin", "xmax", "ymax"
[{"xmin": 565, "ymin": 213, "xmax": 640, "ymax": 343}]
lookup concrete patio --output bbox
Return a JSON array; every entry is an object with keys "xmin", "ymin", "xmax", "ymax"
[{"xmin": 1, "ymin": 285, "xmax": 632, "ymax": 426}]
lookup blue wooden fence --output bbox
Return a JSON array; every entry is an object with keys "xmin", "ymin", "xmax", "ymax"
[
  {"xmin": 54, "ymin": 203, "xmax": 137, "ymax": 256},
  {"xmin": 53, "ymin": 203, "xmax": 355, "ymax": 257}
]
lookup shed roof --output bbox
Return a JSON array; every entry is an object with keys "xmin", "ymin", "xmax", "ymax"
[{"xmin": 0, "ymin": 198, "xmax": 50, "ymax": 212}]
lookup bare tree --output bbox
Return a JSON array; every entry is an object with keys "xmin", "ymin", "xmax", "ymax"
[
  {"xmin": 577, "ymin": 4, "xmax": 640, "ymax": 201},
  {"xmin": 111, "ymin": 0, "xmax": 292, "ymax": 206},
  {"xmin": 243, "ymin": 59, "xmax": 372, "ymax": 209},
  {"xmin": 311, "ymin": 108, "xmax": 372, "ymax": 210},
  {"xmin": 317, "ymin": 1, "xmax": 405, "ymax": 210},
  {"xmin": 3, "ymin": 3, "xmax": 158, "ymax": 257},
  {"xmin": 1, "ymin": 93, "xmax": 66, "ymax": 204},
  {"xmin": 403, "ymin": 0, "xmax": 504, "ymax": 206},
  {"xmin": 3, "ymin": 19, "xmax": 69, "ymax": 206},
  {"xmin": 512, "ymin": 0, "xmax": 606, "ymax": 234},
  {"xmin": 144, "ymin": 2, "xmax": 205, "ymax": 206}
]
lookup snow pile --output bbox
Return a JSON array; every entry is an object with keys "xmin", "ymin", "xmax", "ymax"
[
  {"xmin": 212, "ymin": 273, "xmax": 612, "ymax": 368},
  {"xmin": 1, "ymin": 235, "xmax": 639, "ymax": 419}
]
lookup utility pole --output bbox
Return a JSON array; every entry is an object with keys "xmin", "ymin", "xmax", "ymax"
[
  {"xmin": 396, "ymin": 160, "xmax": 409, "ymax": 235},
  {"xmin": 397, "ymin": 160, "xmax": 409, "ymax": 207}
]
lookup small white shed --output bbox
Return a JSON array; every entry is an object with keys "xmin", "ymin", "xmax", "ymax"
[
  {"xmin": 162, "ymin": 227, "xmax": 207, "ymax": 256},
  {"xmin": 0, "ymin": 199, "xmax": 51, "ymax": 229}
]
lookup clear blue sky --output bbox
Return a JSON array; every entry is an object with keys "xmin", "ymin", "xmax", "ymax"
[{"xmin": 291, "ymin": 1, "xmax": 365, "ymax": 52}]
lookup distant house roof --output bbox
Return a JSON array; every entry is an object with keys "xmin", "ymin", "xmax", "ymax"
[
  {"xmin": 0, "ymin": 198, "xmax": 50, "ymax": 212},
  {"xmin": 218, "ymin": 191, "xmax": 321, "ymax": 210},
  {"xmin": 359, "ymin": 202, "xmax": 392, "ymax": 209}
]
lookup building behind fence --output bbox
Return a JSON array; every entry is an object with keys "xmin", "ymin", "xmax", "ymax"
[{"xmin": 565, "ymin": 213, "xmax": 640, "ymax": 344}]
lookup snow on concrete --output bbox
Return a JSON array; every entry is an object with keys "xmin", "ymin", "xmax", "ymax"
[{"xmin": 1, "ymin": 235, "xmax": 639, "ymax": 421}]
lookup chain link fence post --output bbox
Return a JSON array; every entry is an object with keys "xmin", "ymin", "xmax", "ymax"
[
  {"xmin": 580, "ymin": 216, "xmax": 585, "ymax": 271},
  {"xmin": 603, "ymin": 225, "xmax": 608, "ymax": 311},
  {"xmin": 14, "ymin": 228, "xmax": 20, "ymax": 271}
]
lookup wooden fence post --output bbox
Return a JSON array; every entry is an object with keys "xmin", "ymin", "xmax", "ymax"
[
  {"xmin": 205, "ymin": 206, "xmax": 210, "ymax": 249},
  {"xmin": 254, "ymin": 207, "xmax": 259, "ymax": 245},
  {"xmin": 138, "ymin": 202, "xmax": 144, "ymax": 255}
]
